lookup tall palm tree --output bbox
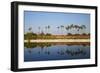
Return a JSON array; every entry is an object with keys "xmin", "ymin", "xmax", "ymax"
[
  {"xmin": 81, "ymin": 25, "xmax": 86, "ymax": 34},
  {"xmin": 47, "ymin": 25, "xmax": 50, "ymax": 34},
  {"xmin": 45, "ymin": 26, "xmax": 48, "ymax": 34},
  {"xmin": 28, "ymin": 27, "xmax": 32, "ymax": 32},
  {"xmin": 70, "ymin": 24, "xmax": 74, "ymax": 28},
  {"xmin": 65, "ymin": 25, "xmax": 73, "ymax": 35},
  {"xmin": 65, "ymin": 26, "xmax": 69, "ymax": 35},
  {"xmin": 27, "ymin": 27, "xmax": 32, "ymax": 43},
  {"xmin": 60, "ymin": 25, "xmax": 64, "ymax": 35},
  {"xmin": 57, "ymin": 26, "xmax": 60, "ymax": 34},
  {"xmin": 38, "ymin": 26, "xmax": 41, "ymax": 34},
  {"xmin": 66, "ymin": 24, "xmax": 74, "ymax": 35},
  {"xmin": 72, "ymin": 25, "xmax": 79, "ymax": 34}
]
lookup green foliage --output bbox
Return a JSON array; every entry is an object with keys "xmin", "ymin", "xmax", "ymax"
[
  {"xmin": 45, "ymin": 33, "xmax": 51, "ymax": 36},
  {"xmin": 24, "ymin": 43, "xmax": 52, "ymax": 48},
  {"xmin": 24, "ymin": 32, "xmax": 37, "ymax": 40},
  {"xmin": 67, "ymin": 33, "xmax": 72, "ymax": 35}
]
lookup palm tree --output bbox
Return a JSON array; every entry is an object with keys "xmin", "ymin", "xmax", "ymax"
[
  {"xmin": 65, "ymin": 26, "xmax": 69, "ymax": 35},
  {"xmin": 74, "ymin": 25, "xmax": 79, "ymax": 29},
  {"xmin": 72, "ymin": 25, "xmax": 80, "ymax": 34},
  {"xmin": 80, "ymin": 25, "xmax": 86, "ymax": 34},
  {"xmin": 81, "ymin": 25, "xmax": 86, "ymax": 29},
  {"xmin": 65, "ymin": 24, "xmax": 73, "ymax": 35},
  {"xmin": 28, "ymin": 27, "xmax": 32, "ymax": 32},
  {"xmin": 60, "ymin": 25, "xmax": 64, "ymax": 35},
  {"xmin": 57, "ymin": 26, "xmax": 60, "ymax": 34},
  {"xmin": 65, "ymin": 24, "xmax": 75, "ymax": 35},
  {"xmin": 27, "ymin": 27, "xmax": 32, "ymax": 43},
  {"xmin": 47, "ymin": 25, "xmax": 50, "ymax": 34},
  {"xmin": 45, "ymin": 26, "xmax": 48, "ymax": 34},
  {"xmin": 70, "ymin": 24, "xmax": 74, "ymax": 28},
  {"xmin": 38, "ymin": 26, "xmax": 41, "ymax": 34}
]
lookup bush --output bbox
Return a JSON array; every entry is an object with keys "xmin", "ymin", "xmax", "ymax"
[
  {"xmin": 67, "ymin": 33, "xmax": 72, "ymax": 35},
  {"xmin": 46, "ymin": 33, "xmax": 51, "ymax": 36}
]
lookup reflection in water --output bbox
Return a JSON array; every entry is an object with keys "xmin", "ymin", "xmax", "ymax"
[
  {"xmin": 24, "ymin": 43, "xmax": 52, "ymax": 49},
  {"xmin": 24, "ymin": 43, "xmax": 90, "ymax": 62}
]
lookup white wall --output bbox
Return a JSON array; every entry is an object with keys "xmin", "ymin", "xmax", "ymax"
[{"xmin": 0, "ymin": 0, "xmax": 99, "ymax": 73}]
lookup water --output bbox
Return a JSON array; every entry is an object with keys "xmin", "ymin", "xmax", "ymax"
[{"xmin": 24, "ymin": 43, "xmax": 90, "ymax": 62}]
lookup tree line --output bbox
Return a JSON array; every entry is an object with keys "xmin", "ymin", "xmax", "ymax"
[{"xmin": 26, "ymin": 24, "xmax": 89, "ymax": 35}]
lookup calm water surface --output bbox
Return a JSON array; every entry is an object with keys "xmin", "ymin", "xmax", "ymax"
[{"xmin": 24, "ymin": 43, "xmax": 90, "ymax": 62}]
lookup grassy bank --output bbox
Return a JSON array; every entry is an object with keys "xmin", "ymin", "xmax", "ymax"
[
  {"xmin": 24, "ymin": 42, "xmax": 90, "ymax": 48},
  {"xmin": 24, "ymin": 34, "xmax": 90, "ymax": 40}
]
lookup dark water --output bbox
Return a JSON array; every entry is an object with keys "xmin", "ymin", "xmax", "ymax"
[{"xmin": 24, "ymin": 43, "xmax": 90, "ymax": 62}]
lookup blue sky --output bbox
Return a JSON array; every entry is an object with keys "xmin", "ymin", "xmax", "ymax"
[{"xmin": 24, "ymin": 11, "xmax": 90, "ymax": 35}]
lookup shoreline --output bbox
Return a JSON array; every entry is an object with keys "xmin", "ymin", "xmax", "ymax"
[{"xmin": 24, "ymin": 39, "xmax": 90, "ymax": 43}]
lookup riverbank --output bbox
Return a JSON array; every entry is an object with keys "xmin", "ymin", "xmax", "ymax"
[
  {"xmin": 24, "ymin": 39, "xmax": 90, "ymax": 43},
  {"xmin": 25, "ymin": 34, "xmax": 90, "ymax": 39}
]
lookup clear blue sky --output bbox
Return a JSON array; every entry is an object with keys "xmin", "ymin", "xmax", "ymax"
[{"xmin": 24, "ymin": 11, "xmax": 90, "ymax": 35}]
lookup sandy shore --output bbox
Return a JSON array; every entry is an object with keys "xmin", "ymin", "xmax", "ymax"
[{"xmin": 24, "ymin": 39, "xmax": 90, "ymax": 43}]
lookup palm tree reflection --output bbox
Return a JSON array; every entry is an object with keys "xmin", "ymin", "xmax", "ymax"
[
  {"xmin": 27, "ymin": 48, "xmax": 33, "ymax": 54},
  {"xmin": 45, "ymin": 51, "xmax": 50, "ymax": 55},
  {"xmin": 25, "ymin": 43, "xmax": 88, "ymax": 56},
  {"xmin": 65, "ymin": 48, "xmax": 86, "ymax": 56},
  {"xmin": 25, "ymin": 43, "xmax": 89, "ymax": 48},
  {"xmin": 57, "ymin": 48, "xmax": 86, "ymax": 56}
]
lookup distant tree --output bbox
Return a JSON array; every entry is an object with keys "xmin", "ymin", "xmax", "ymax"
[
  {"xmin": 81, "ymin": 25, "xmax": 86, "ymax": 29},
  {"xmin": 40, "ymin": 31, "xmax": 45, "ymax": 36},
  {"xmin": 60, "ymin": 25, "xmax": 64, "ymax": 34},
  {"xmin": 47, "ymin": 25, "xmax": 50, "ymax": 34},
  {"xmin": 67, "ymin": 33, "xmax": 72, "ymax": 35},
  {"xmin": 28, "ymin": 27, "xmax": 32, "ymax": 31},
  {"xmin": 57, "ymin": 26, "xmax": 60, "ymax": 34},
  {"xmin": 74, "ymin": 33, "xmax": 80, "ymax": 36},
  {"xmin": 79, "ymin": 25, "xmax": 86, "ymax": 34},
  {"xmin": 27, "ymin": 27, "xmax": 33, "ymax": 42},
  {"xmin": 88, "ymin": 33, "xmax": 90, "ymax": 35},
  {"xmin": 38, "ymin": 26, "xmax": 41, "ymax": 34},
  {"xmin": 46, "ymin": 33, "xmax": 51, "ymax": 36},
  {"xmin": 82, "ymin": 33, "xmax": 87, "ymax": 35},
  {"xmin": 28, "ymin": 27, "xmax": 32, "ymax": 33}
]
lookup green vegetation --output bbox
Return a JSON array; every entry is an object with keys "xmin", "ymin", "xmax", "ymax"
[
  {"xmin": 24, "ymin": 33, "xmax": 90, "ymax": 40},
  {"xmin": 24, "ymin": 43, "xmax": 52, "ymax": 48},
  {"xmin": 24, "ymin": 24, "xmax": 90, "ymax": 40},
  {"xmin": 24, "ymin": 42, "xmax": 90, "ymax": 48}
]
